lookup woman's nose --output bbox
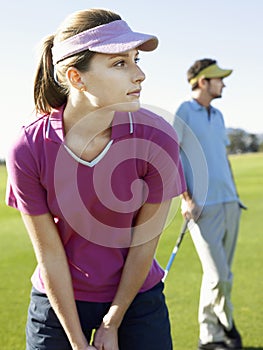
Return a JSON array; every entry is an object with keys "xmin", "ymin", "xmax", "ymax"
[{"xmin": 133, "ymin": 65, "xmax": 146, "ymax": 83}]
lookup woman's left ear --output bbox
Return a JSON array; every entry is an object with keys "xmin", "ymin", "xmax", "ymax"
[{"xmin": 66, "ymin": 67, "xmax": 85, "ymax": 91}]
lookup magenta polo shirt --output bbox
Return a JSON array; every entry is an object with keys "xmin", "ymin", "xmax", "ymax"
[{"xmin": 6, "ymin": 106, "xmax": 186, "ymax": 302}]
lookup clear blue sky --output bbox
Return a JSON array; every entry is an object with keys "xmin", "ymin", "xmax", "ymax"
[{"xmin": 1, "ymin": 0, "xmax": 262, "ymax": 158}]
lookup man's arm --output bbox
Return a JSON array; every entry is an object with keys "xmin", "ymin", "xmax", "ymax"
[{"xmin": 227, "ymin": 157, "xmax": 248, "ymax": 210}]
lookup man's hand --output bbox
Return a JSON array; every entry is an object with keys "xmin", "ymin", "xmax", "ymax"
[{"xmin": 181, "ymin": 198, "xmax": 201, "ymax": 221}]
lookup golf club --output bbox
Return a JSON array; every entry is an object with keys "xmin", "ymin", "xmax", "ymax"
[{"xmin": 162, "ymin": 218, "xmax": 189, "ymax": 282}]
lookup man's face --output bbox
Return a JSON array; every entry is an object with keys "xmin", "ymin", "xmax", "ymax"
[{"xmin": 206, "ymin": 77, "xmax": 225, "ymax": 99}]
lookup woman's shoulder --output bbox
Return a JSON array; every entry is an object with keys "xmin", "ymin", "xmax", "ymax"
[
  {"xmin": 133, "ymin": 107, "xmax": 168, "ymax": 123},
  {"xmin": 8, "ymin": 112, "xmax": 52, "ymax": 159},
  {"xmin": 132, "ymin": 107, "xmax": 178, "ymax": 140},
  {"xmin": 23, "ymin": 112, "xmax": 50, "ymax": 133}
]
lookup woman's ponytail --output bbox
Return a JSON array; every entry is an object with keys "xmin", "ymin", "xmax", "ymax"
[{"xmin": 34, "ymin": 35, "xmax": 67, "ymax": 114}]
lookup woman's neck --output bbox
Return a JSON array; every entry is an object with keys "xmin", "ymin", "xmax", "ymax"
[{"xmin": 63, "ymin": 98, "xmax": 114, "ymax": 138}]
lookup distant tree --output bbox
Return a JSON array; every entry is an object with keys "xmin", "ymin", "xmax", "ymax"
[
  {"xmin": 227, "ymin": 129, "xmax": 260, "ymax": 154},
  {"xmin": 259, "ymin": 142, "xmax": 263, "ymax": 153},
  {"xmin": 247, "ymin": 134, "xmax": 259, "ymax": 152},
  {"xmin": 227, "ymin": 129, "xmax": 247, "ymax": 154}
]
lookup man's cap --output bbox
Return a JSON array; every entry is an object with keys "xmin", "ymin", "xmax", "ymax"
[
  {"xmin": 52, "ymin": 20, "xmax": 158, "ymax": 65},
  {"xmin": 189, "ymin": 63, "xmax": 233, "ymax": 86}
]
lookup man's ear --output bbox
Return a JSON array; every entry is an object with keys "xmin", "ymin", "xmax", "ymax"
[
  {"xmin": 198, "ymin": 76, "xmax": 208, "ymax": 89},
  {"xmin": 66, "ymin": 67, "xmax": 85, "ymax": 90}
]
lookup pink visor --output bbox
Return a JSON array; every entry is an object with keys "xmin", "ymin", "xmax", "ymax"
[{"xmin": 52, "ymin": 20, "xmax": 158, "ymax": 65}]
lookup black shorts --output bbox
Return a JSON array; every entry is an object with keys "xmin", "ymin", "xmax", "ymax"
[{"xmin": 26, "ymin": 281, "xmax": 172, "ymax": 349}]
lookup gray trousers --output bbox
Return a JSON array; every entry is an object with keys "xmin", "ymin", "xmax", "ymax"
[{"xmin": 188, "ymin": 201, "xmax": 241, "ymax": 343}]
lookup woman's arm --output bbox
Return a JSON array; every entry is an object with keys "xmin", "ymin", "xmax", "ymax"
[
  {"xmin": 21, "ymin": 212, "xmax": 96, "ymax": 350},
  {"xmin": 94, "ymin": 200, "xmax": 171, "ymax": 350}
]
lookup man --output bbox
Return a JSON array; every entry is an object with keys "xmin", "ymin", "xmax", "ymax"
[{"xmin": 173, "ymin": 59, "xmax": 245, "ymax": 350}]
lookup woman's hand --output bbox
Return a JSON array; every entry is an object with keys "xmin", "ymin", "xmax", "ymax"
[
  {"xmin": 93, "ymin": 322, "xmax": 119, "ymax": 350},
  {"xmin": 74, "ymin": 345, "xmax": 97, "ymax": 350}
]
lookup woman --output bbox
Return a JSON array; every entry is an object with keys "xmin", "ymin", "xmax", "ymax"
[{"xmin": 6, "ymin": 8, "xmax": 186, "ymax": 350}]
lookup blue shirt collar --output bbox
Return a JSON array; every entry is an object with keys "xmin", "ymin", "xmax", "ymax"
[{"xmin": 190, "ymin": 99, "xmax": 216, "ymax": 114}]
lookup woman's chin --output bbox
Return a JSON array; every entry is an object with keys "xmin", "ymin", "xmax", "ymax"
[{"xmin": 109, "ymin": 101, "xmax": 141, "ymax": 113}]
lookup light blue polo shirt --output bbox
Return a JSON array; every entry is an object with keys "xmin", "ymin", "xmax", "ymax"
[{"xmin": 173, "ymin": 99, "xmax": 238, "ymax": 206}]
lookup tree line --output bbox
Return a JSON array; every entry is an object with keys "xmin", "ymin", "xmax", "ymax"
[{"xmin": 227, "ymin": 129, "xmax": 263, "ymax": 154}]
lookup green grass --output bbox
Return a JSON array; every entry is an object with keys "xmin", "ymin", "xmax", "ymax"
[
  {"xmin": 158, "ymin": 153, "xmax": 263, "ymax": 349},
  {"xmin": 0, "ymin": 153, "xmax": 262, "ymax": 349},
  {"xmin": 0, "ymin": 166, "xmax": 35, "ymax": 349}
]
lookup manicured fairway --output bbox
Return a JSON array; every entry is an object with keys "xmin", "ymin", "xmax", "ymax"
[{"xmin": 0, "ymin": 153, "xmax": 262, "ymax": 349}]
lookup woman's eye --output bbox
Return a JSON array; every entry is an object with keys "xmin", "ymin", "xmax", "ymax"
[
  {"xmin": 114, "ymin": 60, "xmax": 125, "ymax": 67},
  {"xmin": 113, "ymin": 56, "xmax": 140, "ymax": 67}
]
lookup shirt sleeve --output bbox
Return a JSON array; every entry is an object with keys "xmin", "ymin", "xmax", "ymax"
[{"xmin": 5, "ymin": 128, "xmax": 50, "ymax": 215}]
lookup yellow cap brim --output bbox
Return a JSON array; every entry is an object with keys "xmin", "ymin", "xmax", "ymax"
[{"xmin": 189, "ymin": 64, "xmax": 232, "ymax": 86}]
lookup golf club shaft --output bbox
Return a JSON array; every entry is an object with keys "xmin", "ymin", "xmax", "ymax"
[{"xmin": 162, "ymin": 218, "xmax": 189, "ymax": 282}]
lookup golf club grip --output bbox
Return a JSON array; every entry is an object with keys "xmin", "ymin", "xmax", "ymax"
[{"xmin": 175, "ymin": 219, "xmax": 189, "ymax": 247}]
